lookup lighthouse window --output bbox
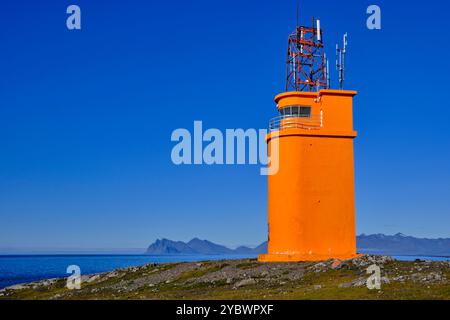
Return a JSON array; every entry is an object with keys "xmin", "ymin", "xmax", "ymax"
[{"xmin": 280, "ymin": 106, "xmax": 311, "ymax": 117}]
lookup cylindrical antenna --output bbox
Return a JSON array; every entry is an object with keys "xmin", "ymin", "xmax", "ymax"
[
  {"xmin": 299, "ymin": 29, "xmax": 304, "ymax": 54},
  {"xmin": 317, "ymin": 19, "xmax": 321, "ymax": 42},
  {"xmin": 324, "ymin": 53, "xmax": 330, "ymax": 89},
  {"xmin": 327, "ymin": 59, "xmax": 330, "ymax": 88},
  {"xmin": 293, "ymin": 52, "xmax": 297, "ymax": 90},
  {"xmin": 336, "ymin": 33, "xmax": 348, "ymax": 90}
]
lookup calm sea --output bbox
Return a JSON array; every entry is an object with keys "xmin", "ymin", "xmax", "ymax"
[{"xmin": 0, "ymin": 254, "xmax": 448, "ymax": 289}]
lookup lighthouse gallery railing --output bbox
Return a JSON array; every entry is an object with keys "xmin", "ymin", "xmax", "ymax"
[{"xmin": 268, "ymin": 113, "xmax": 323, "ymax": 132}]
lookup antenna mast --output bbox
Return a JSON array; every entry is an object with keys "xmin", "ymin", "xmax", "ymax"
[{"xmin": 336, "ymin": 33, "xmax": 348, "ymax": 90}]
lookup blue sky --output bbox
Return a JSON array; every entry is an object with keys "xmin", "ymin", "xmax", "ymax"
[{"xmin": 0, "ymin": 0, "xmax": 449, "ymax": 251}]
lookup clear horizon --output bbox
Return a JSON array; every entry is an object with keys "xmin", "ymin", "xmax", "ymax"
[{"xmin": 1, "ymin": 232, "xmax": 448, "ymax": 255}]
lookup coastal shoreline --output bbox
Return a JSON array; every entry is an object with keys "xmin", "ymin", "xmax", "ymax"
[{"xmin": 1, "ymin": 255, "xmax": 449, "ymax": 300}]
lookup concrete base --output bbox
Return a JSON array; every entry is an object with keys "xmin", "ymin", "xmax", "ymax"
[{"xmin": 258, "ymin": 252, "xmax": 364, "ymax": 262}]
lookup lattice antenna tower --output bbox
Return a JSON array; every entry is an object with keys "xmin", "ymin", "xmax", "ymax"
[{"xmin": 286, "ymin": 4, "xmax": 328, "ymax": 92}]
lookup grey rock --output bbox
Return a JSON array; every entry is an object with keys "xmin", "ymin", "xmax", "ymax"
[
  {"xmin": 234, "ymin": 278, "xmax": 256, "ymax": 288},
  {"xmin": 310, "ymin": 262, "xmax": 327, "ymax": 272},
  {"xmin": 338, "ymin": 282, "xmax": 352, "ymax": 288},
  {"xmin": 106, "ymin": 271, "xmax": 119, "ymax": 278},
  {"xmin": 339, "ymin": 277, "xmax": 366, "ymax": 288},
  {"xmin": 6, "ymin": 284, "xmax": 29, "ymax": 290},
  {"xmin": 352, "ymin": 278, "xmax": 367, "ymax": 287},
  {"xmin": 86, "ymin": 275, "xmax": 100, "ymax": 283}
]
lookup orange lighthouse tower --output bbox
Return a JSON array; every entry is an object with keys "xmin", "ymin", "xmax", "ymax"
[{"xmin": 258, "ymin": 17, "xmax": 361, "ymax": 262}]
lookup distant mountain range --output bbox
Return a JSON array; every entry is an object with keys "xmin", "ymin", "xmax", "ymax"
[
  {"xmin": 146, "ymin": 238, "xmax": 267, "ymax": 255},
  {"xmin": 357, "ymin": 233, "xmax": 450, "ymax": 256},
  {"xmin": 146, "ymin": 233, "xmax": 450, "ymax": 257}
]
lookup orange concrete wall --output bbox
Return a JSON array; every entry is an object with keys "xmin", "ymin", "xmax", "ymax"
[
  {"xmin": 259, "ymin": 90, "xmax": 360, "ymax": 262},
  {"xmin": 275, "ymin": 90, "xmax": 356, "ymax": 133}
]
